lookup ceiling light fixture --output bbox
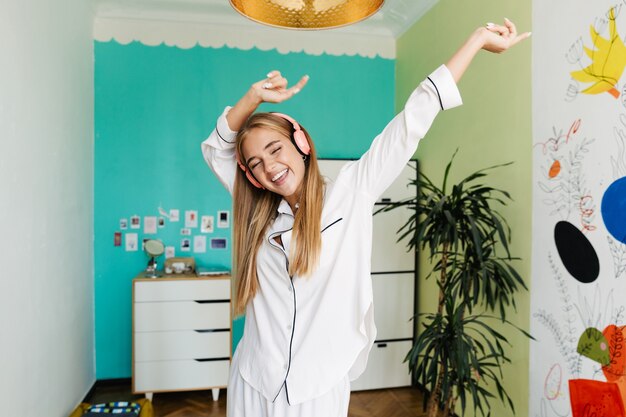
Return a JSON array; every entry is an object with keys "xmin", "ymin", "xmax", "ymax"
[{"xmin": 229, "ymin": 0, "xmax": 385, "ymax": 30}]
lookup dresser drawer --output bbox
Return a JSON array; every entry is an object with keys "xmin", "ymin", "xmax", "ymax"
[
  {"xmin": 135, "ymin": 330, "xmax": 230, "ymax": 361},
  {"xmin": 134, "ymin": 301, "xmax": 230, "ymax": 331},
  {"xmin": 350, "ymin": 340, "xmax": 412, "ymax": 391},
  {"xmin": 134, "ymin": 359, "xmax": 230, "ymax": 393},
  {"xmin": 134, "ymin": 278, "xmax": 230, "ymax": 302}
]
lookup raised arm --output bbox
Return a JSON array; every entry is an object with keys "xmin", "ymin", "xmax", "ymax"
[
  {"xmin": 201, "ymin": 71, "xmax": 309, "ymax": 193},
  {"xmin": 447, "ymin": 18, "xmax": 531, "ymax": 83},
  {"xmin": 340, "ymin": 19, "xmax": 530, "ymax": 201}
]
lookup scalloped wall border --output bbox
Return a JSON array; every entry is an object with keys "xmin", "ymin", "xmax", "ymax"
[{"xmin": 93, "ymin": 17, "xmax": 396, "ymax": 59}]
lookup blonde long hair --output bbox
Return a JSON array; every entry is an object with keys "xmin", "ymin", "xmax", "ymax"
[{"xmin": 232, "ymin": 113, "xmax": 324, "ymax": 316}]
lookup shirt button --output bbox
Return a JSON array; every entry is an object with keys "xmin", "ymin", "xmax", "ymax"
[
  {"xmin": 284, "ymin": 363, "xmax": 289, "ymax": 370},
  {"xmin": 287, "ymin": 324, "xmax": 292, "ymax": 331},
  {"xmin": 288, "ymin": 285, "xmax": 293, "ymax": 292}
]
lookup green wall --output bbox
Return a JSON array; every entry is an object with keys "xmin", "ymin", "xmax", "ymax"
[
  {"xmin": 94, "ymin": 41, "xmax": 394, "ymax": 379},
  {"xmin": 396, "ymin": 1, "xmax": 532, "ymax": 415}
]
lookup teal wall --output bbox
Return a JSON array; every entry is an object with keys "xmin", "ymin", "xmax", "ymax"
[{"xmin": 94, "ymin": 41, "xmax": 394, "ymax": 379}]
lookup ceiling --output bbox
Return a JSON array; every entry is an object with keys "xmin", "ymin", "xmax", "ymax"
[{"xmin": 93, "ymin": 0, "xmax": 439, "ymax": 38}]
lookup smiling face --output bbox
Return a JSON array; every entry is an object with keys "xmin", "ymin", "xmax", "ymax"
[{"xmin": 241, "ymin": 127, "xmax": 307, "ymax": 206}]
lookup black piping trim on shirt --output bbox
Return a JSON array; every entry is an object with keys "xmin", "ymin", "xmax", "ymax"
[
  {"xmin": 268, "ymin": 228, "xmax": 297, "ymax": 405},
  {"xmin": 268, "ymin": 227, "xmax": 293, "ymax": 250},
  {"xmin": 284, "ymin": 382, "xmax": 291, "ymax": 404},
  {"xmin": 321, "ymin": 217, "xmax": 343, "ymax": 233},
  {"xmin": 273, "ymin": 275, "xmax": 296, "ymax": 405},
  {"xmin": 285, "ymin": 275, "xmax": 297, "ymax": 404},
  {"xmin": 216, "ymin": 124, "xmax": 235, "ymax": 144},
  {"xmin": 427, "ymin": 77, "xmax": 444, "ymax": 111}
]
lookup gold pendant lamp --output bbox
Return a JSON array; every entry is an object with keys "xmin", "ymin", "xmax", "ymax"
[{"xmin": 229, "ymin": 0, "xmax": 385, "ymax": 30}]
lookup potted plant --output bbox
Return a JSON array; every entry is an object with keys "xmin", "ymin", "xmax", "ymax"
[{"xmin": 377, "ymin": 151, "xmax": 531, "ymax": 416}]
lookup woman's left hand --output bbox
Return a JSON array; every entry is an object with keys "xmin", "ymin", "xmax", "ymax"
[
  {"xmin": 479, "ymin": 18, "xmax": 531, "ymax": 54},
  {"xmin": 446, "ymin": 18, "xmax": 529, "ymax": 82}
]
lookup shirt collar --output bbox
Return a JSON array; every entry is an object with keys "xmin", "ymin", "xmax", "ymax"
[
  {"xmin": 277, "ymin": 199, "xmax": 294, "ymax": 216},
  {"xmin": 267, "ymin": 199, "xmax": 295, "ymax": 238}
]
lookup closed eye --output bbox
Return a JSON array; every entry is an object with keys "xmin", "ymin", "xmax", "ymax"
[{"xmin": 249, "ymin": 145, "xmax": 281, "ymax": 170}]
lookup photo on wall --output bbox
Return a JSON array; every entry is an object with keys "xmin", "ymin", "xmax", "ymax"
[
  {"xmin": 194, "ymin": 235, "xmax": 206, "ymax": 253},
  {"xmin": 185, "ymin": 210, "xmax": 198, "ymax": 228},
  {"xmin": 201, "ymin": 215, "xmax": 214, "ymax": 233},
  {"xmin": 217, "ymin": 210, "xmax": 229, "ymax": 228},
  {"xmin": 125, "ymin": 233, "xmax": 138, "ymax": 251}
]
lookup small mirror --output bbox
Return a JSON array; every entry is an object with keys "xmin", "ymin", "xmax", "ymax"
[
  {"xmin": 145, "ymin": 239, "xmax": 165, "ymax": 257},
  {"xmin": 144, "ymin": 239, "xmax": 165, "ymax": 278}
]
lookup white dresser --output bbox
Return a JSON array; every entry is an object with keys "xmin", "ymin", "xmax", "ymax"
[
  {"xmin": 132, "ymin": 275, "xmax": 232, "ymax": 401},
  {"xmin": 318, "ymin": 159, "xmax": 417, "ymax": 391}
]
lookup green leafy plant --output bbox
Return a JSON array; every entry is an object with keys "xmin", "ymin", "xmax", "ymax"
[{"xmin": 377, "ymin": 151, "xmax": 531, "ymax": 417}]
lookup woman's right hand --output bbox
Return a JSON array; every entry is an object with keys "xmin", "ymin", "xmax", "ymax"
[
  {"xmin": 251, "ymin": 70, "xmax": 310, "ymax": 104},
  {"xmin": 226, "ymin": 70, "xmax": 309, "ymax": 131}
]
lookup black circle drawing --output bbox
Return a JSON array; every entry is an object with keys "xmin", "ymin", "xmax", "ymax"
[{"xmin": 554, "ymin": 220, "xmax": 600, "ymax": 283}]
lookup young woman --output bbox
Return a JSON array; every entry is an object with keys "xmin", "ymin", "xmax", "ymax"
[{"xmin": 201, "ymin": 19, "xmax": 530, "ymax": 417}]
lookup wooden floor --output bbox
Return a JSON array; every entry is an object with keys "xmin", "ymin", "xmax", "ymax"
[{"xmin": 85, "ymin": 381, "xmax": 429, "ymax": 417}]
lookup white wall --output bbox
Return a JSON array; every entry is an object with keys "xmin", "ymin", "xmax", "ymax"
[
  {"xmin": 530, "ymin": 1, "xmax": 626, "ymax": 416},
  {"xmin": 0, "ymin": 1, "xmax": 95, "ymax": 416}
]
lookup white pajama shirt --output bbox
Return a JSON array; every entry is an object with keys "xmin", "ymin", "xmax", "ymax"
[{"xmin": 201, "ymin": 64, "xmax": 462, "ymax": 416}]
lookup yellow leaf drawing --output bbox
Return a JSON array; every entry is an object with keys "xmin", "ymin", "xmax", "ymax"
[{"xmin": 571, "ymin": 7, "xmax": 626, "ymax": 99}]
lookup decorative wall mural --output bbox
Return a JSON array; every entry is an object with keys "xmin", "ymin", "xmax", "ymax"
[
  {"xmin": 570, "ymin": 8, "xmax": 626, "ymax": 99},
  {"xmin": 601, "ymin": 177, "xmax": 626, "ymax": 243},
  {"xmin": 554, "ymin": 220, "xmax": 600, "ymax": 283},
  {"xmin": 533, "ymin": 1, "xmax": 626, "ymax": 416}
]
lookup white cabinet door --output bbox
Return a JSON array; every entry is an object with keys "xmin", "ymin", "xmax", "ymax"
[
  {"xmin": 371, "ymin": 207, "xmax": 414, "ymax": 272},
  {"xmin": 375, "ymin": 162, "xmax": 416, "ymax": 203},
  {"xmin": 318, "ymin": 159, "xmax": 348, "ymax": 182},
  {"xmin": 350, "ymin": 340, "xmax": 413, "ymax": 391},
  {"xmin": 372, "ymin": 273, "xmax": 414, "ymax": 340}
]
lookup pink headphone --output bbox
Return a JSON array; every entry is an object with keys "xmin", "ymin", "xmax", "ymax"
[{"xmin": 236, "ymin": 112, "xmax": 311, "ymax": 189}]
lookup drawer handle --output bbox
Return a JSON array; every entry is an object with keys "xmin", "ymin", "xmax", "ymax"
[
  {"xmin": 377, "ymin": 343, "xmax": 388, "ymax": 348},
  {"xmin": 194, "ymin": 357, "xmax": 230, "ymax": 362},
  {"xmin": 194, "ymin": 299, "xmax": 230, "ymax": 304},
  {"xmin": 194, "ymin": 329, "xmax": 230, "ymax": 333}
]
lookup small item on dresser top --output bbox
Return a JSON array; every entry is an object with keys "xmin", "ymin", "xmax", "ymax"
[
  {"xmin": 143, "ymin": 239, "xmax": 165, "ymax": 278},
  {"xmin": 196, "ymin": 266, "xmax": 231, "ymax": 276},
  {"xmin": 164, "ymin": 256, "xmax": 196, "ymax": 275}
]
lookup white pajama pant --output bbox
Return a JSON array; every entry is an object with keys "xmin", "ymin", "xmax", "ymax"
[{"xmin": 227, "ymin": 346, "xmax": 351, "ymax": 417}]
